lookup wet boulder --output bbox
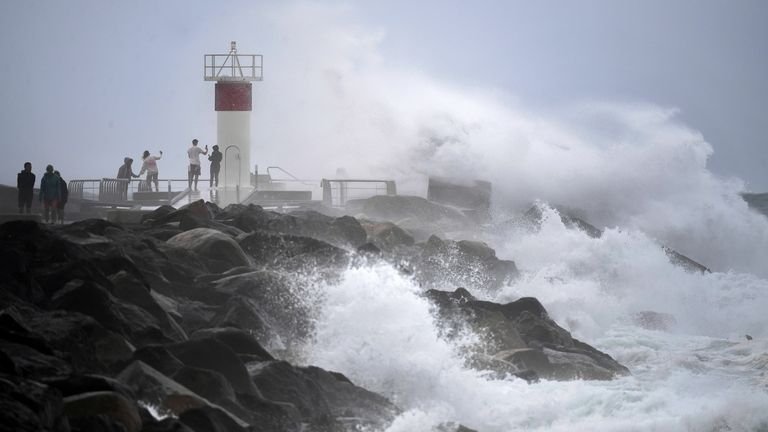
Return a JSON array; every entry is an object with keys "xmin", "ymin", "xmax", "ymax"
[
  {"xmin": 238, "ymin": 230, "xmax": 349, "ymax": 273},
  {"xmin": 416, "ymin": 236, "xmax": 518, "ymax": 292},
  {"xmin": 359, "ymin": 220, "xmax": 415, "ymax": 252},
  {"xmin": 166, "ymin": 338, "xmax": 258, "ymax": 395},
  {"xmin": 250, "ymin": 360, "xmax": 397, "ymax": 430},
  {"xmin": 189, "ymin": 327, "xmax": 274, "ymax": 363},
  {"xmin": 63, "ymin": 390, "xmax": 142, "ymax": 432},
  {"xmin": 167, "ymin": 228, "xmax": 251, "ymax": 273},
  {"xmin": 0, "ymin": 373, "xmax": 69, "ymax": 432},
  {"xmin": 426, "ymin": 288, "xmax": 629, "ymax": 381}
]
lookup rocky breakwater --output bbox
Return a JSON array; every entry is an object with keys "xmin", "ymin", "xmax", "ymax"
[{"xmin": 0, "ymin": 199, "xmax": 630, "ymax": 431}]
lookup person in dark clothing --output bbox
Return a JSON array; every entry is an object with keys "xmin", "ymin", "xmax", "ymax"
[
  {"xmin": 54, "ymin": 170, "xmax": 68, "ymax": 224},
  {"xmin": 17, "ymin": 162, "xmax": 35, "ymax": 214},
  {"xmin": 208, "ymin": 145, "xmax": 223, "ymax": 187},
  {"xmin": 117, "ymin": 157, "xmax": 139, "ymax": 200},
  {"xmin": 39, "ymin": 165, "xmax": 60, "ymax": 224}
]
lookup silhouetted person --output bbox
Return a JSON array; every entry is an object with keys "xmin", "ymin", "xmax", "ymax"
[
  {"xmin": 208, "ymin": 145, "xmax": 222, "ymax": 187},
  {"xmin": 117, "ymin": 157, "xmax": 139, "ymax": 200},
  {"xmin": 139, "ymin": 150, "xmax": 163, "ymax": 192},
  {"xmin": 39, "ymin": 165, "xmax": 60, "ymax": 224},
  {"xmin": 54, "ymin": 170, "xmax": 68, "ymax": 224},
  {"xmin": 187, "ymin": 139, "xmax": 208, "ymax": 191},
  {"xmin": 17, "ymin": 162, "xmax": 35, "ymax": 214}
]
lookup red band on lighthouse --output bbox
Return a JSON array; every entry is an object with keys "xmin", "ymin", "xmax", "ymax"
[{"xmin": 215, "ymin": 82, "xmax": 252, "ymax": 111}]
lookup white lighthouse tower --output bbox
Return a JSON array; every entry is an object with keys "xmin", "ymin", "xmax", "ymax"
[{"xmin": 204, "ymin": 41, "xmax": 262, "ymax": 189}]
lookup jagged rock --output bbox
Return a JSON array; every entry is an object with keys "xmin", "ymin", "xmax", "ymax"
[
  {"xmin": 140, "ymin": 205, "xmax": 177, "ymax": 224},
  {"xmin": 211, "ymin": 296, "xmax": 281, "ymax": 351},
  {"xmin": 0, "ymin": 339, "xmax": 73, "ymax": 382},
  {"xmin": 207, "ymin": 272, "xmax": 314, "ymax": 347},
  {"xmin": 416, "ymin": 236, "xmax": 518, "ymax": 291},
  {"xmin": 166, "ymin": 338, "xmax": 258, "ymax": 395},
  {"xmin": 189, "ymin": 328, "xmax": 274, "ymax": 362},
  {"xmin": 359, "ymin": 221, "xmax": 415, "ymax": 251},
  {"xmin": 63, "ymin": 390, "xmax": 142, "ymax": 432},
  {"xmin": 0, "ymin": 373, "xmax": 69, "ymax": 432},
  {"xmin": 51, "ymin": 279, "xmax": 172, "ymax": 346},
  {"xmin": 2, "ymin": 305, "xmax": 134, "ymax": 375},
  {"xmin": 662, "ymin": 247, "xmax": 710, "ymax": 273},
  {"xmin": 217, "ymin": 204, "xmax": 368, "ymax": 248},
  {"xmin": 117, "ymin": 361, "xmax": 209, "ymax": 417},
  {"xmin": 171, "ymin": 366, "xmax": 240, "ymax": 416},
  {"xmin": 130, "ymin": 345, "xmax": 185, "ymax": 377},
  {"xmin": 167, "ymin": 228, "xmax": 251, "ymax": 273},
  {"xmin": 178, "ymin": 405, "xmax": 251, "ymax": 432},
  {"xmin": 426, "ymin": 288, "xmax": 629, "ymax": 381},
  {"xmin": 48, "ymin": 374, "xmax": 135, "ymax": 400},
  {"xmin": 249, "ymin": 360, "xmax": 397, "ymax": 429},
  {"xmin": 238, "ymin": 230, "xmax": 349, "ymax": 272},
  {"xmin": 108, "ymin": 271, "xmax": 187, "ymax": 342}
]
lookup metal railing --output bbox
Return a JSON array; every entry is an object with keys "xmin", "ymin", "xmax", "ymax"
[
  {"xmin": 321, "ymin": 179, "xmax": 397, "ymax": 208},
  {"xmin": 67, "ymin": 178, "xmax": 207, "ymax": 205},
  {"xmin": 204, "ymin": 54, "xmax": 263, "ymax": 81}
]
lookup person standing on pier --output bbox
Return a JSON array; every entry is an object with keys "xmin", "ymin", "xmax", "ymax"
[
  {"xmin": 117, "ymin": 157, "xmax": 139, "ymax": 200},
  {"xmin": 17, "ymin": 162, "xmax": 35, "ymax": 214},
  {"xmin": 39, "ymin": 165, "xmax": 60, "ymax": 224},
  {"xmin": 187, "ymin": 139, "xmax": 208, "ymax": 191},
  {"xmin": 139, "ymin": 150, "xmax": 163, "ymax": 192},
  {"xmin": 54, "ymin": 170, "xmax": 68, "ymax": 224},
  {"xmin": 208, "ymin": 145, "xmax": 222, "ymax": 187}
]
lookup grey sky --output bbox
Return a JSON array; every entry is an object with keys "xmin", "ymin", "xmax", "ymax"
[{"xmin": 1, "ymin": 0, "xmax": 767, "ymax": 191}]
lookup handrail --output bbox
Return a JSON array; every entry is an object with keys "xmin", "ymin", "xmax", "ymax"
[{"xmin": 266, "ymin": 166, "xmax": 316, "ymax": 186}]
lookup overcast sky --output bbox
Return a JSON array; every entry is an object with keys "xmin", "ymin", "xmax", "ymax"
[{"xmin": 1, "ymin": 0, "xmax": 766, "ymax": 191}]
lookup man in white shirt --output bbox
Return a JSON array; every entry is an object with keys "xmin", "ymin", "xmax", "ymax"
[{"xmin": 187, "ymin": 138, "xmax": 208, "ymax": 190}]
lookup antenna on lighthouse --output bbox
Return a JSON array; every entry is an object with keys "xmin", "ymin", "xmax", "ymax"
[{"xmin": 204, "ymin": 42, "xmax": 263, "ymax": 193}]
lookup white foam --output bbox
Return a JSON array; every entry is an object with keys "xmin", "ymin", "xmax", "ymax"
[{"xmin": 304, "ymin": 263, "xmax": 768, "ymax": 432}]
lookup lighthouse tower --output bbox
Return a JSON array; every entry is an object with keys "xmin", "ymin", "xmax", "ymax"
[{"xmin": 204, "ymin": 42, "xmax": 263, "ymax": 188}]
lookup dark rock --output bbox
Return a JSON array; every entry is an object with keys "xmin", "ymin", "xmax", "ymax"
[
  {"xmin": 249, "ymin": 360, "xmax": 396, "ymax": 429},
  {"xmin": 166, "ymin": 338, "xmax": 258, "ymax": 395},
  {"xmin": 130, "ymin": 346, "xmax": 185, "ymax": 377},
  {"xmin": 211, "ymin": 296, "xmax": 279, "ymax": 351},
  {"xmin": 359, "ymin": 221, "xmax": 415, "ymax": 251},
  {"xmin": 167, "ymin": 228, "xmax": 251, "ymax": 273},
  {"xmin": 426, "ymin": 288, "xmax": 629, "ymax": 381},
  {"xmin": 189, "ymin": 328, "xmax": 273, "ymax": 362},
  {"xmin": 141, "ymin": 205, "xmax": 177, "ymax": 224},
  {"xmin": 51, "ymin": 279, "xmax": 171, "ymax": 346},
  {"xmin": 0, "ymin": 373, "xmax": 69, "ymax": 432},
  {"xmin": 171, "ymin": 366, "xmax": 237, "ymax": 409},
  {"xmin": 63, "ymin": 390, "xmax": 142, "ymax": 432},
  {"xmin": 178, "ymin": 405, "xmax": 250, "ymax": 432},
  {"xmin": 416, "ymin": 236, "xmax": 518, "ymax": 291},
  {"xmin": 116, "ymin": 361, "xmax": 209, "ymax": 418},
  {"xmin": 207, "ymin": 272, "xmax": 315, "ymax": 348},
  {"xmin": 0, "ymin": 339, "xmax": 73, "ymax": 382},
  {"xmin": 48, "ymin": 374, "xmax": 135, "ymax": 400},
  {"xmin": 238, "ymin": 230, "xmax": 349, "ymax": 272},
  {"xmin": 662, "ymin": 247, "xmax": 710, "ymax": 273},
  {"xmin": 356, "ymin": 242, "xmax": 382, "ymax": 257},
  {"xmin": 2, "ymin": 305, "xmax": 134, "ymax": 375}
]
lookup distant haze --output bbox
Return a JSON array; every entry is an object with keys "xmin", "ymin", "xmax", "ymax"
[{"xmin": 1, "ymin": 0, "xmax": 766, "ymax": 192}]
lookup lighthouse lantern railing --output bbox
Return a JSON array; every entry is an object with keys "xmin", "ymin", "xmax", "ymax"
[{"xmin": 204, "ymin": 42, "xmax": 263, "ymax": 82}]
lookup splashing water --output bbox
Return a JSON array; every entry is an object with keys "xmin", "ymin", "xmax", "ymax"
[{"xmin": 304, "ymin": 222, "xmax": 768, "ymax": 431}]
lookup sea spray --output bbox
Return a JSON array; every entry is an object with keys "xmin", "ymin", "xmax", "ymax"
[{"xmin": 304, "ymin": 248, "xmax": 768, "ymax": 431}]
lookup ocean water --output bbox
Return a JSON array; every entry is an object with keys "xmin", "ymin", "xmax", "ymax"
[
  {"xmin": 255, "ymin": 6, "xmax": 768, "ymax": 429},
  {"xmin": 304, "ymin": 205, "xmax": 768, "ymax": 432}
]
